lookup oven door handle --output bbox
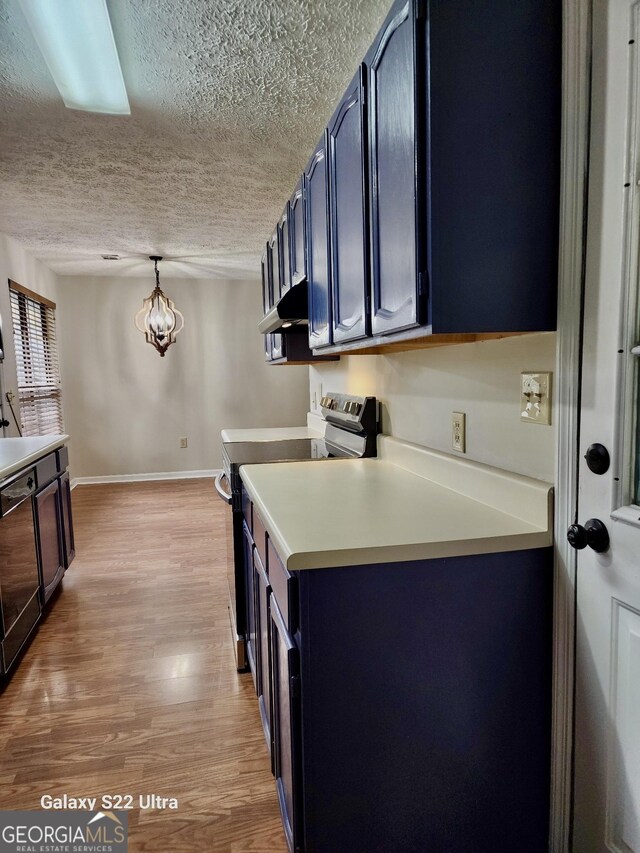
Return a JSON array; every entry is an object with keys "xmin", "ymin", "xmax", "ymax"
[{"xmin": 214, "ymin": 471, "xmax": 232, "ymax": 505}]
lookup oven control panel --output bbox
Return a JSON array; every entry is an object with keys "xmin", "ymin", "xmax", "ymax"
[{"xmin": 320, "ymin": 393, "xmax": 378, "ymax": 435}]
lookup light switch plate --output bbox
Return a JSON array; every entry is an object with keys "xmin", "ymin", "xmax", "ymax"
[
  {"xmin": 452, "ymin": 412, "xmax": 466, "ymax": 453},
  {"xmin": 520, "ymin": 372, "xmax": 552, "ymax": 425}
]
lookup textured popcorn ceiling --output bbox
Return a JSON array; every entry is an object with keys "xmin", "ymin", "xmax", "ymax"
[{"xmin": 0, "ymin": 0, "xmax": 389, "ymax": 277}]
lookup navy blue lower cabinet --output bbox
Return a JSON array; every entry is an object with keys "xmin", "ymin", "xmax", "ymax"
[
  {"xmin": 269, "ymin": 547, "xmax": 552, "ymax": 852},
  {"xmin": 242, "ymin": 522, "xmax": 257, "ymax": 692},
  {"xmin": 254, "ymin": 548, "xmax": 273, "ymax": 758},
  {"xmin": 270, "ymin": 595, "xmax": 303, "ymax": 853}
]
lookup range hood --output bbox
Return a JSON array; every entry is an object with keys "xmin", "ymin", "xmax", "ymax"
[{"xmin": 258, "ymin": 281, "xmax": 308, "ymax": 334}]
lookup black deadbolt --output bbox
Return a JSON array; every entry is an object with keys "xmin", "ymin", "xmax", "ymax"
[
  {"xmin": 567, "ymin": 518, "xmax": 610, "ymax": 553},
  {"xmin": 584, "ymin": 443, "xmax": 610, "ymax": 475}
]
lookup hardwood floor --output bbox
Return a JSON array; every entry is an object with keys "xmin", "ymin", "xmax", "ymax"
[{"xmin": 0, "ymin": 480, "xmax": 287, "ymax": 852}]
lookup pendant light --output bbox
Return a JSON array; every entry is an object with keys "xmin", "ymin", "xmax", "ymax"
[{"xmin": 135, "ymin": 256, "xmax": 184, "ymax": 357}]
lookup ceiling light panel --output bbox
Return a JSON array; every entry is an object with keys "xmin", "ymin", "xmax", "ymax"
[{"xmin": 18, "ymin": 0, "xmax": 130, "ymax": 115}]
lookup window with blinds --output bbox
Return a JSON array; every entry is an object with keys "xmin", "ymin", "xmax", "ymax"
[{"xmin": 9, "ymin": 281, "xmax": 63, "ymax": 437}]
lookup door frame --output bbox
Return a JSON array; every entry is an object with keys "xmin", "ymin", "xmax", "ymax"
[{"xmin": 551, "ymin": 0, "xmax": 593, "ymax": 850}]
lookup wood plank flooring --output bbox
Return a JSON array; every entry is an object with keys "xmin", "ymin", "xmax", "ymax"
[{"xmin": 0, "ymin": 480, "xmax": 287, "ymax": 852}]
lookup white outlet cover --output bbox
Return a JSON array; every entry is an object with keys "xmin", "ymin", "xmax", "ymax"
[
  {"xmin": 520, "ymin": 372, "xmax": 552, "ymax": 425},
  {"xmin": 452, "ymin": 411, "xmax": 466, "ymax": 453}
]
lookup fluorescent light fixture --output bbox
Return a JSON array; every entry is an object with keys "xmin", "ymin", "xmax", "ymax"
[{"xmin": 19, "ymin": 0, "xmax": 130, "ymax": 115}]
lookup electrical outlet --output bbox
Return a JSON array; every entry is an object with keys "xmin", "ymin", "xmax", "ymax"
[
  {"xmin": 521, "ymin": 372, "xmax": 552, "ymax": 425},
  {"xmin": 452, "ymin": 412, "xmax": 466, "ymax": 453},
  {"xmin": 179, "ymin": 437, "xmax": 188, "ymax": 448}
]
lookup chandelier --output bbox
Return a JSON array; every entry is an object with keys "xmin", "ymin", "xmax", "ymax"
[{"xmin": 135, "ymin": 256, "xmax": 184, "ymax": 356}]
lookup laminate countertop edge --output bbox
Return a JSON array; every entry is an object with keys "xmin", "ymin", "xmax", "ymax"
[
  {"xmin": 241, "ymin": 440, "xmax": 554, "ymax": 571},
  {"xmin": 0, "ymin": 435, "xmax": 69, "ymax": 482}
]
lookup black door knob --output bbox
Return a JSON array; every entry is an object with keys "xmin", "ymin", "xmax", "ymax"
[
  {"xmin": 567, "ymin": 519, "xmax": 610, "ymax": 553},
  {"xmin": 567, "ymin": 524, "xmax": 588, "ymax": 550}
]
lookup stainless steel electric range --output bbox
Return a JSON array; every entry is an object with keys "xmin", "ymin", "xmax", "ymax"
[{"xmin": 216, "ymin": 393, "xmax": 378, "ymax": 670}]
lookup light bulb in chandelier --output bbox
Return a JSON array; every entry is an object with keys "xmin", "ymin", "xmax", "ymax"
[{"xmin": 135, "ymin": 256, "xmax": 184, "ymax": 356}]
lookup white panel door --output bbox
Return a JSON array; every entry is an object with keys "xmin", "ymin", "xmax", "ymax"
[{"xmin": 573, "ymin": 1, "xmax": 640, "ymax": 850}]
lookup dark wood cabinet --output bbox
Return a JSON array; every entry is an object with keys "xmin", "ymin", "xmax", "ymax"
[
  {"xmin": 0, "ymin": 444, "xmax": 74, "ymax": 675},
  {"xmin": 328, "ymin": 66, "xmax": 370, "ymax": 344},
  {"xmin": 304, "ymin": 136, "xmax": 332, "ymax": 349},
  {"xmin": 59, "ymin": 470, "xmax": 75, "ymax": 568},
  {"xmin": 34, "ymin": 478, "xmax": 64, "ymax": 604},
  {"xmin": 289, "ymin": 179, "xmax": 306, "ymax": 286},
  {"xmin": 366, "ymin": 0, "xmax": 424, "ymax": 335}
]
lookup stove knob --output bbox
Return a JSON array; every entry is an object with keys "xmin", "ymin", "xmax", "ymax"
[{"xmin": 351, "ymin": 402, "xmax": 361, "ymax": 416}]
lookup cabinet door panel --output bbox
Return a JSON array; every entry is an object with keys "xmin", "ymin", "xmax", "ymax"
[
  {"xmin": 289, "ymin": 179, "xmax": 306, "ymax": 286},
  {"xmin": 261, "ymin": 247, "xmax": 271, "ymax": 315},
  {"xmin": 243, "ymin": 522, "xmax": 257, "ymax": 692},
  {"xmin": 0, "ymin": 497, "xmax": 40, "ymax": 637},
  {"xmin": 271, "ymin": 333, "xmax": 284, "ymax": 362},
  {"xmin": 269, "ymin": 229, "xmax": 281, "ymax": 305},
  {"xmin": 254, "ymin": 549, "xmax": 273, "ymax": 756},
  {"xmin": 304, "ymin": 137, "xmax": 332, "ymax": 349},
  {"xmin": 59, "ymin": 471, "xmax": 75, "ymax": 568},
  {"xmin": 368, "ymin": 0, "xmax": 421, "ymax": 335},
  {"xmin": 279, "ymin": 207, "xmax": 291, "ymax": 295},
  {"xmin": 270, "ymin": 596, "xmax": 302, "ymax": 852},
  {"xmin": 328, "ymin": 67, "xmax": 369, "ymax": 344},
  {"xmin": 35, "ymin": 480, "xmax": 64, "ymax": 604},
  {"xmin": 428, "ymin": 0, "xmax": 560, "ymax": 332}
]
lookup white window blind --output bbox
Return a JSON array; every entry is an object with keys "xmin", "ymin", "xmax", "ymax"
[{"xmin": 9, "ymin": 281, "xmax": 63, "ymax": 436}]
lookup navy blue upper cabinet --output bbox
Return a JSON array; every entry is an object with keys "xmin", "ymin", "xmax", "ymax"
[
  {"xmin": 328, "ymin": 67, "xmax": 370, "ymax": 344},
  {"xmin": 365, "ymin": 0, "xmax": 425, "ymax": 336},
  {"xmin": 289, "ymin": 179, "xmax": 306, "ymax": 286},
  {"xmin": 304, "ymin": 136, "xmax": 332, "ymax": 349},
  {"xmin": 261, "ymin": 247, "xmax": 271, "ymax": 316},
  {"xmin": 427, "ymin": 0, "xmax": 560, "ymax": 332},
  {"xmin": 279, "ymin": 205, "xmax": 291, "ymax": 296},
  {"xmin": 268, "ymin": 228, "xmax": 282, "ymax": 305}
]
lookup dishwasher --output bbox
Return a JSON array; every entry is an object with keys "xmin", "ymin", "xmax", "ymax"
[{"xmin": 0, "ymin": 468, "xmax": 42, "ymax": 673}]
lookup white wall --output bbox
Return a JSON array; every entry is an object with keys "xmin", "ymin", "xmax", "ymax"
[
  {"xmin": 56, "ymin": 275, "xmax": 309, "ymax": 477},
  {"xmin": 0, "ymin": 233, "xmax": 60, "ymax": 437},
  {"xmin": 309, "ymin": 333, "xmax": 556, "ymax": 482}
]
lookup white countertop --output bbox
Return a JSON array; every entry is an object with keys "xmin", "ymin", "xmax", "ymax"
[
  {"xmin": 221, "ymin": 412, "xmax": 326, "ymax": 443},
  {"xmin": 0, "ymin": 435, "xmax": 69, "ymax": 482},
  {"xmin": 221, "ymin": 426, "xmax": 322, "ymax": 443},
  {"xmin": 240, "ymin": 436, "xmax": 553, "ymax": 570}
]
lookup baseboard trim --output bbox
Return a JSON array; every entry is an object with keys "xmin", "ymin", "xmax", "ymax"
[{"xmin": 71, "ymin": 469, "xmax": 220, "ymax": 489}]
